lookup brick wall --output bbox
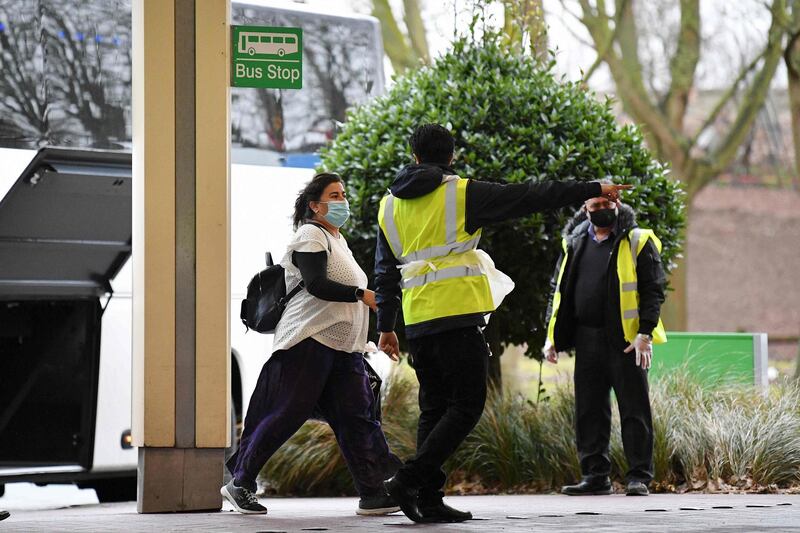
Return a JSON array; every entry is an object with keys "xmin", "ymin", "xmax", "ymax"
[{"xmin": 687, "ymin": 185, "xmax": 800, "ymax": 360}]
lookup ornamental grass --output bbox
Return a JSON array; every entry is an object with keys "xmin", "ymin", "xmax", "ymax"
[{"xmin": 259, "ymin": 362, "xmax": 800, "ymax": 495}]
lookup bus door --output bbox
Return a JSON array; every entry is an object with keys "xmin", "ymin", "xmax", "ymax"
[{"xmin": 0, "ymin": 148, "xmax": 131, "ymax": 474}]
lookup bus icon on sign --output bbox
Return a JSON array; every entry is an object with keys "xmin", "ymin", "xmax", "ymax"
[{"xmin": 238, "ymin": 31, "xmax": 299, "ymax": 57}]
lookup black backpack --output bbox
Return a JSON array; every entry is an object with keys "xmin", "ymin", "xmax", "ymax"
[{"xmin": 240, "ymin": 223, "xmax": 330, "ymax": 334}]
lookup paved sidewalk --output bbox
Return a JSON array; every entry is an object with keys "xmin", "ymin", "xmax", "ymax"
[{"xmin": 2, "ymin": 493, "xmax": 798, "ymax": 532}]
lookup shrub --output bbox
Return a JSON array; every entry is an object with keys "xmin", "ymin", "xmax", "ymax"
[{"xmin": 318, "ymin": 34, "xmax": 685, "ymax": 358}]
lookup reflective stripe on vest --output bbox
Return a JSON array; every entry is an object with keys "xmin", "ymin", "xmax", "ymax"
[
  {"xmin": 378, "ymin": 177, "xmax": 494, "ymax": 325},
  {"xmin": 381, "ymin": 177, "xmax": 481, "ymax": 264},
  {"xmin": 400, "ymin": 264, "xmax": 483, "ymax": 289},
  {"xmin": 546, "ymin": 237, "xmax": 569, "ymax": 346},
  {"xmin": 617, "ymin": 228, "xmax": 667, "ymax": 344},
  {"xmin": 547, "ymin": 228, "xmax": 667, "ymax": 347},
  {"xmin": 382, "ymin": 195, "xmax": 404, "ymax": 259}
]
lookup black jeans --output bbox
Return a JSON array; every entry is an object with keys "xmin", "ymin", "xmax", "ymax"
[
  {"xmin": 574, "ymin": 325, "xmax": 653, "ymax": 483},
  {"xmin": 397, "ymin": 326, "xmax": 490, "ymax": 502},
  {"xmin": 227, "ymin": 338, "xmax": 401, "ymax": 496}
]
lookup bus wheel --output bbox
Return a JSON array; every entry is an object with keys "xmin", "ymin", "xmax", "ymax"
[
  {"xmin": 278, "ymin": 48, "xmax": 285, "ymax": 57},
  {"xmin": 248, "ymin": 47, "xmax": 255, "ymax": 56},
  {"xmin": 0, "ymin": 484, "xmax": 4, "ymax": 498},
  {"xmin": 88, "ymin": 477, "xmax": 137, "ymax": 503}
]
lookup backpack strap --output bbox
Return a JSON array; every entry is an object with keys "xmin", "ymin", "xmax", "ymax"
[
  {"xmin": 304, "ymin": 221, "xmax": 333, "ymax": 253},
  {"xmin": 286, "ymin": 222, "xmax": 333, "ymax": 297},
  {"xmin": 281, "ymin": 278, "xmax": 306, "ymax": 305}
]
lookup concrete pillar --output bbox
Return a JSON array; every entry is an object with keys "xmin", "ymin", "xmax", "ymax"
[{"xmin": 131, "ymin": 0, "xmax": 231, "ymax": 513}]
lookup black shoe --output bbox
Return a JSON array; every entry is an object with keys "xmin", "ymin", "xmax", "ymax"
[
  {"xmin": 357, "ymin": 493, "xmax": 401, "ymax": 516},
  {"xmin": 220, "ymin": 480, "xmax": 268, "ymax": 514},
  {"xmin": 561, "ymin": 477, "xmax": 612, "ymax": 496},
  {"xmin": 384, "ymin": 476, "xmax": 425, "ymax": 523},
  {"xmin": 0, "ymin": 510, "xmax": 9, "ymax": 521},
  {"xmin": 418, "ymin": 500, "xmax": 472, "ymax": 523},
  {"xmin": 626, "ymin": 480, "xmax": 649, "ymax": 496}
]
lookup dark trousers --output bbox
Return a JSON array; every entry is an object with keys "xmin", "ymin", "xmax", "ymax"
[
  {"xmin": 226, "ymin": 337, "xmax": 401, "ymax": 496},
  {"xmin": 398, "ymin": 326, "xmax": 490, "ymax": 502},
  {"xmin": 574, "ymin": 325, "xmax": 654, "ymax": 483}
]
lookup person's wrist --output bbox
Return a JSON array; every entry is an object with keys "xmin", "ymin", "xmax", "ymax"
[
  {"xmin": 638, "ymin": 333, "xmax": 653, "ymax": 343},
  {"xmin": 355, "ymin": 287, "xmax": 365, "ymax": 300}
]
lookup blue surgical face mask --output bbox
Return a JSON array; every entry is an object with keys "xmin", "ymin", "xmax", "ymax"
[{"xmin": 321, "ymin": 200, "xmax": 350, "ymax": 228}]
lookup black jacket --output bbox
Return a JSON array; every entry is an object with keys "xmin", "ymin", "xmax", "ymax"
[
  {"xmin": 375, "ymin": 163, "xmax": 602, "ymax": 339},
  {"xmin": 544, "ymin": 203, "xmax": 666, "ymax": 352}
]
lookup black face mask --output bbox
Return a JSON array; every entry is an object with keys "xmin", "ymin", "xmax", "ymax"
[{"xmin": 588, "ymin": 208, "xmax": 617, "ymax": 228}]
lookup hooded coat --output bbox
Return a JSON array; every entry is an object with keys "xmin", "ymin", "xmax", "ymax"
[
  {"xmin": 374, "ymin": 163, "xmax": 602, "ymax": 339},
  {"xmin": 544, "ymin": 203, "xmax": 666, "ymax": 352}
]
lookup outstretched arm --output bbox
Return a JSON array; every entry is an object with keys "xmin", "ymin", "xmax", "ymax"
[{"xmin": 465, "ymin": 179, "xmax": 630, "ymax": 233}]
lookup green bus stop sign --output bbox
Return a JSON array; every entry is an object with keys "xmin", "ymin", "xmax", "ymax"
[{"xmin": 231, "ymin": 25, "xmax": 302, "ymax": 89}]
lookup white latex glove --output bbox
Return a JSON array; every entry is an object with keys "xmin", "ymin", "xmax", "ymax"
[
  {"xmin": 624, "ymin": 334, "xmax": 653, "ymax": 369},
  {"xmin": 542, "ymin": 340, "xmax": 558, "ymax": 364}
]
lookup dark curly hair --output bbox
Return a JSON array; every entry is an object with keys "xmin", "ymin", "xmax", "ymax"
[{"xmin": 292, "ymin": 172, "xmax": 343, "ymax": 229}]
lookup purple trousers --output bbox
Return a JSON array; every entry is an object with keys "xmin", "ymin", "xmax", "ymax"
[{"xmin": 226, "ymin": 337, "xmax": 401, "ymax": 496}]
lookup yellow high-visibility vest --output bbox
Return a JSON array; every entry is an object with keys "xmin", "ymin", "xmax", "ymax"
[
  {"xmin": 378, "ymin": 176, "xmax": 495, "ymax": 325},
  {"xmin": 547, "ymin": 228, "xmax": 667, "ymax": 347}
]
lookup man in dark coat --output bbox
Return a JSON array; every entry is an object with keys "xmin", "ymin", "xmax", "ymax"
[{"xmin": 544, "ymin": 194, "xmax": 666, "ymax": 496}]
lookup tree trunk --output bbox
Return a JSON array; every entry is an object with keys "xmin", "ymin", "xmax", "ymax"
[
  {"xmin": 786, "ymin": 0, "xmax": 800, "ymax": 189},
  {"xmin": 794, "ymin": 338, "xmax": 800, "ymax": 380},
  {"xmin": 371, "ymin": 0, "xmax": 416, "ymax": 73},
  {"xmin": 661, "ymin": 253, "xmax": 689, "ymax": 331},
  {"xmin": 659, "ymin": 173, "xmax": 694, "ymax": 332},
  {"xmin": 528, "ymin": 0, "xmax": 547, "ymax": 60},
  {"xmin": 403, "ymin": 0, "xmax": 429, "ymax": 64}
]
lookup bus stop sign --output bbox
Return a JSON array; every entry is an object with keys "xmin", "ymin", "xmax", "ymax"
[{"xmin": 231, "ymin": 25, "xmax": 302, "ymax": 89}]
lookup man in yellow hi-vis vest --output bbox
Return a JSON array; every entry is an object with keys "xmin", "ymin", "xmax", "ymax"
[
  {"xmin": 543, "ymin": 192, "xmax": 666, "ymax": 497},
  {"xmin": 376, "ymin": 124, "xmax": 631, "ymax": 523}
]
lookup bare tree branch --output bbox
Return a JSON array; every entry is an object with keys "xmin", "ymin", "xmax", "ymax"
[
  {"xmin": 582, "ymin": 0, "xmax": 627, "ymax": 83},
  {"xmin": 577, "ymin": 0, "xmax": 687, "ymax": 170},
  {"xmin": 663, "ymin": 0, "xmax": 700, "ymax": 132},
  {"xmin": 688, "ymin": 47, "xmax": 768, "ymax": 151},
  {"xmin": 690, "ymin": 0, "xmax": 788, "ymax": 196},
  {"xmin": 785, "ymin": 0, "xmax": 800, "ymax": 187}
]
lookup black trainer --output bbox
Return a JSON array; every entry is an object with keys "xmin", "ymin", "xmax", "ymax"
[
  {"xmin": 561, "ymin": 477, "xmax": 612, "ymax": 496},
  {"xmin": 220, "ymin": 480, "xmax": 268, "ymax": 514},
  {"xmin": 0, "ymin": 510, "xmax": 9, "ymax": 521},
  {"xmin": 626, "ymin": 480, "xmax": 649, "ymax": 496},
  {"xmin": 384, "ymin": 476, "xmax": 425, "ymax": 523},
  {"xmin": 356, "ymin": 493, "xmax": 401, "ymax": 516},
  {"xmin": 419, "ymin": 500, "xmax": 472, "ymax": 523}
]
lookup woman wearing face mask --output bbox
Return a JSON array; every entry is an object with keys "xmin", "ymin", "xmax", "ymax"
[{"xmin": 222, "ymin": 173, "xmax": 402, "ymax": 516}]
